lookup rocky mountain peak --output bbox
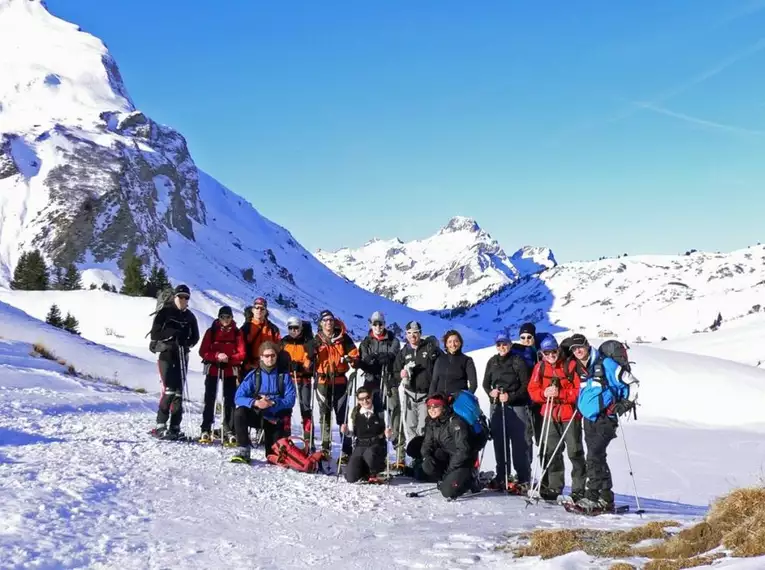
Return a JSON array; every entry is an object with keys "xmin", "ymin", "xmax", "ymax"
[{"xmin": 439, "ymin": 216, "xmax": 481, "ymax": 235}]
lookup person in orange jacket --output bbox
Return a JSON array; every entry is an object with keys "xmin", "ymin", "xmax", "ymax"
[
  {"xmin": 280, "ymin": 316, "xmax": 314, "ymax": 441},
  {"xmin": 241, "ymin": 296, "xmax": 281, "ymax": 372},
  {"xmin": 303, "ymin": 309, "xmax": 359, "ymax": 463},
  {"xmin": 527, "ymin": 334, "xmax": 585, "ymax": 502}
]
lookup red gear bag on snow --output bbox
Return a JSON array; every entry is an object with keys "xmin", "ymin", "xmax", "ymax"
[{"xmin": 266, "ymin": 437, "xmax": 325, "ymax": 473}]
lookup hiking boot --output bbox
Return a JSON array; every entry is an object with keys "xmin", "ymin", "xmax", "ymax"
[
  {"xmin": 164, "ymin": 426, "xmax": 183, "ymax": 440},
  {"xmin": 152, "ymin": 423, "xmax": 167, "ymax": 438},
  {"xmin": 199, "ymin": 431, "xmax": 213, "ymax": 444},
  {"xmin": 231, "ymin": 447, "xmax": 251, "ymax": 464},
  {"xmin": 570, "ymin": 490, "xmax": 585, "ymax": 504},
  {"xmin": 223, "ymin": 433, "xmax": 238, "ymax": 447},
  {"xmin": 469, "ymin": 471, "xmax": 485, "ymax": 494},
  {"xmin": 575, "ymin": 497, "xmax": 599, "ymax": 511},
  {"xmin": 539, "ymin": 488, "xmax": 560, "ymax": 502}
]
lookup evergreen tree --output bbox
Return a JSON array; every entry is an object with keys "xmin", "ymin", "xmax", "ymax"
[
  {"xmin": 11, "ymin": 249, "xmax": 49, "ymax": 290},
  {"xmin": 10, "ymin": 252, "xmax": 29, "ymax": 290},
  {"xmin": 45, "ymin": 304, "xmax": 63, "ymax": 328},
  {"xmin": 100, "ymin": 282, "xmax": 111, "ymax": 291},
  {"xmin": 62, "ymin": 313, "xmax": 80, "ymax": 335},
  {"xmin": 61, "ymin": 263, "xmax": 82, "ymax": 291},
  {"xmin": 144, "ymin": 265, "xmax": 172, "ymax": 298},
  {"xmin": 89, "ymin": 283, "xmax": 97, "ymax": 290},
  {"xmin": 110, "ymin": 284, "xmax": 117, "ymax": 293},
  {"xmin": 120, "ymin": 254, "xmax": 146, "ymax": 296},
  {"xmin": 52, "ymin": 266, "xmax": 64, "ymax": 290}
]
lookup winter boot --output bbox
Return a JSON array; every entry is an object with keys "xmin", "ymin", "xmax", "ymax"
[
  {"xmin": 231, "ymin": 447, "xmax": 251, "ymax": 464},
  {"xmin": 164, "ymin": 425, "xmax": 183, "ymax": 441},
  {"xmin": 151, "ymin": 423, "xmax": 167, "ymax": 438}
]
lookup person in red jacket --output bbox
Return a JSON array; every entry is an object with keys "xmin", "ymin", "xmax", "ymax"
[
  {"xmin": 527, "ymin": 334, "xmax": 585, "ymax": 502},
  {"xmin": 198, "ymin": 305, "xmax": 246, "ymax": 444}
]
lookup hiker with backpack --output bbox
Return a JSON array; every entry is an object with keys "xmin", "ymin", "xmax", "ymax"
[
  {"xmin": 482, "ymin": 332, "xmax": 532, "ymax": 492},
  {"xmin": 569, "ymin": 334, "xmax": 639, "ymax": 511},
  {"xmin": 280, "ymin": 316, "xmax": 314, "ymax": 441},
  {"xmin": 303, "ymin": 310, "xmax": 359, "ymax": 464},
  {"xmin": 429, "ymin": 330, "xmax": 477, "ymax": 397},
  {"xmin": 149, "ymin": 284, "xmax": 200, "ymax": 440},
  {"xmin": 420, "ymin": 392, "xmax": 485, "ymax": 500},
  {"xmin": 527, "ymin": 334, "xmax": 586, "ymax": 503},
  {"xmin": 340, "ymin": 385, "xmax": 393, "ymax": 483},
  {"xmin": 198, "ymin": 305, "xmax": 246, "ymax": 444},
  {"xmin": 241, "ymin": 297, "xmax": 281, "ymax": 374},
  {"xmin": 231, "ymin": 341, "xmax": 296, "ymax": 464}
]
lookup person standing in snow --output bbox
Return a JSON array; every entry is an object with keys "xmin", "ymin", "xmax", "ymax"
[
  {"xmin": 429, "ymin": 330, "xmax": 477, "ymax": 397},
  {"xmin": 198, "ymin": 305, "xmax": 245, "ymax": 444},
  {"xmin": 527, "ymin": 334, "xmax": 585, "ymax": 502},
  {"xmin": 241, "ymin": 296, "xmax": 281, "ymax": 374},
  {"xmin": 149, "ymin": 284, "xmax": 200, "ymax": 440},
  {"xmin": 340, "ymin": 385, "xmax": 393, "ymax": 483},
  {"xmin": 510, "ymin": 322, "xmax": 541, "ymax": 468},
  {"xmin": 303, "ymin": 310, "xmax": 359, "ymax": 463},
  {"xmin": 358, "ymin": 311, "xmax": 402, "ymax": 466},
  {"xmin": 392, "ymin": 320, "xmax": 442, "ymax": 462},
  {"xmin": 280, "ymin": 316, "xmax": 314, "ymax": 441},
  {"xmin": 231, "ymin": 341, "xmax": 296, "ymax": 464},
  {"xmin": 482, "ymin": 331, "xmax": 532, "ymax": 491}
]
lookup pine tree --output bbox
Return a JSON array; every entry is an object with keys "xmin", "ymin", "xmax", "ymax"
[
  {"xmin": 144, "ymin": 265, "xmax": 172, "ymax": 298},
  {"xmin": 89, "ymin": 283, "xmax": 97, "ymax": 290},
  {"xmin": 62, "ymin": 313, "xmax": 80, "ymax": 335},
  {"xmin": 110, "ymin": 284, "xmax": 117, "ymax": 293},
  {"xmin": 45, "ymin": 304, "xmax": 63, "ymax": 328},
  {"xmin": 11, "ymin": 249, "xmax": 49, "ymax": 290},
  {"xmin": 120, "ymin": 254, "xmax": 146, "ymax": 296},
  {"xmin": 52, "ymin": 266, "xmax": 64, "ymax": 290},
  {"xmin": 61, "ymin": 263, "xmax": 82, "ymax": 291},
  {"xmin": 100, "ymin": 282, "xmax": 111, "ymax": 291},
  {"xmin": 10, "ymin": 252, "xmax": 29, "ymax": 290}
]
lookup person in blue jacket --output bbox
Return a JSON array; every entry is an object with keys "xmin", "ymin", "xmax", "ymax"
[{"xmin": 231, "ymin": 340, "xmax": 296, "ymax": 464}]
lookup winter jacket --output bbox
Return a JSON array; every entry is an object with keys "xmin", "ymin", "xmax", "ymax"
[
  {"xmin": 280, "ymin": 333, "xmax": 312, "ymax": 382},
  {"xmin": 234, "ymin": 366, "xmax": 296, "ymax": 421},
  {"xmin": 303, "ymin": 319, "xmax": 359, "ymax": 386},
  {"xmin": 242, "ymin": 319, "xmax": 282, "ymax": 371},
  {"xmin": 481, "ymin": 352, "xmax": 530, "ymax": 406},
  {"xmin": 392, "ymin": 336, "xmax": 441, "ymax": 393},
  {"xmin": 510, "ymin": 343, "xmax": 537, "ymax": 374},
  {"xmin": 198, "ymin": 320, "xmax": 246, "ymax": 378},
  {"xmin": 150, "ymin": 305, "xmax": 200, "ymax": 362},
  {"xmin": 429, "ymin": 351, "xmax": 477, "ymax": 396},
  {"xmin": 348, "ymin": 406, "xmax": 387, "ymax": 445},
  {"xmin": 528, "ymin": 358, "xmax": 581, "ymax": 422},
  {"xmin": 421, "ymin": 411, "xmax": 473, "ymax": 473},
  {"xmin": 358, "ymin": 330, "xmax": 401, "ymax": 388}
]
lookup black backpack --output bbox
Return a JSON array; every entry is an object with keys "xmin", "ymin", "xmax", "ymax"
[
  {"xmin": 147, "ymin": 286, "xmax": 177, "ymax": 353},
  {"xmin": 598, "ymin": 340, "xmax": 632, "ymax": 374},
  {"xmin": 251, "ymin": 368, "xmax": 287, "ymax": 397}
]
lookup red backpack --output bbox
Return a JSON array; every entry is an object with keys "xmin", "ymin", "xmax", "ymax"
[{"xmin": 266, "ymin": 437, "xmax": 325, "ymax": 473}]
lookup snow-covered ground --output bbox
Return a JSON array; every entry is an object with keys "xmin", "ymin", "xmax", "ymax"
[{"xmin": 2, "ymin": 305, "xmax": 765, "ymax": 569}]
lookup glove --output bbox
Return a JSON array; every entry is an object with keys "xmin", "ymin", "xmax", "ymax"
[
  {"xmin": 613, "ymin": 399, "xmax": 635, "ymax": 416},
  {"xmin": 422, "ymin": 457, "xmax": 435, "ymax": 475}
]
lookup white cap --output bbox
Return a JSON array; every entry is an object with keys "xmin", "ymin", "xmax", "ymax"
[
  {"xmin": 370, "ymin": 311, "xmax": 385, "ymax": 324},
  {"xmin": 286, "ymin": 316, "xmax": 301, "ymax": 328}
]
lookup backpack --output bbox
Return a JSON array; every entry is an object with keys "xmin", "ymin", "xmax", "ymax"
[
  {"xmin": 147, "ymin": 286, "xmax": 177, "ymax": 353},
  {"xmin": 301, "ymin": 320, "xmax": 313, "ymax": 339},
  {"xmin": 451, "ymin": 390, "xmax": 491, "ymax": 451},
  {"xmin": 266, "ymin": 437, "xmax": 325, "ymax": 473},
  {"xmin": 251, "ymin": 368, "xmax": 287, "ymax": 397},
  {"xmin": 576, "ymin": 341, "xmax": 636, "ymax": 422}
]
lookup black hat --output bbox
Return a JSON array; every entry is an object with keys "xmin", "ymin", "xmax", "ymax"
[
  {"xmin": 568, "ymin": 333, "xmax": 589, "ymax": 348},
  {"xmin": 519, "ymin": 322, "xmax": 536, "ymax": 337},
  {"xmin": 174, "ymin": 284, "xmax": 190, "ymax": 297},
  {"xmin": 319, "ymin": 309, "xmax": 335, "ymax": 322},
  {"xmin": 218, "ymin": 305, "xmax": 233, "ymax": 318}
]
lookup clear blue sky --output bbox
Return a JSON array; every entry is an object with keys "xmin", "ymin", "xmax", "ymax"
[{"xmin": 48, "ymin": 0, "xmax": 765, "ymax": 262}]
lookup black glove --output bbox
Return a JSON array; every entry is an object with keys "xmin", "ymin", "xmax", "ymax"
[
  {"xmin": 422, "ymin": 457, "xmax": 435, "ymax": 475},
  {"xmin": 613, "ymin": 399, "xmax": 635, "ymax": 416}
]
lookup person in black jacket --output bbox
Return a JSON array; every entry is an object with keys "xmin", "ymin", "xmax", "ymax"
[
  {"xmin": 429, "ymin": 330, "xmax": 477, "ymax": 396},
  {"xmin": 420, "ymin": 393, "xmax": 480, "ymax": 500},
  {"xmin": 341, "ymin": 385, "xmax": 393, "ymax": 483},
  {"xmin": 482, "ymin": 332, "xmax": 532, "ymax": 490},
  {"xmin": 392, "ymin": 321, "xmax": 441, "ymax": 457},
  {"xmin": 149, "ymin": 284, "xmax": 200, "ymax": 439}
]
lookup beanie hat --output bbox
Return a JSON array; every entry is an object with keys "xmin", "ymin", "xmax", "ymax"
[
  {"xmin": 253, "ymin": 297, "xmax": 267, "ymax": 308},
  {"xmin": 319, "ymin": 309, "xmax": 335, "ymax": 321},
  {"xmin": 369, "ymin": 311, "xmax": 385, "ymax": 324},
  {"xmin": 519, "ymin": 322, "xmax": 536, "ymax": 337},
  {"xmin": 218, "ymin": 305, "xmax": 233, "ymax": 318},
  {"xmin": 174, "ymin": 284, "xmax": 190, "ymax": 297}
]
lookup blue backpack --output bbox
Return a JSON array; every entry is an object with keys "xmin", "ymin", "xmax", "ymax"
[
  {"xmin": 451, "ymin": 390, "xmax": 490, "ymax": 450},
  {"xmin": 577, "ymin": 341, "xmax": 633, "ymax": 421}
]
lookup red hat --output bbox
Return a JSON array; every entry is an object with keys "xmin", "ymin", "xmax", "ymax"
[
  {"xmin": 253, "ymin": 297, "xmax": 267, "ymax": 308},
  {"xmin": 426, "ymin": 394, "xmax": 447, "ymax": 407}
]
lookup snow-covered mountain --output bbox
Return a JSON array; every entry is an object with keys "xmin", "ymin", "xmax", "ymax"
[
  {"xmin": 315, "ymin": 216, "xmax": 556, "ymax": 311},
  {"xmin": 0, "ymin": 0, "xmax": 487, "ymax": 346},
  {"xmin": 444, "ymin": 245, "xmax": 765, "ymax": 344}
]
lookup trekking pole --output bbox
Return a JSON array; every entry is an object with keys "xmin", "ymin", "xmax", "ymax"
[
  {"xmin": 618, "ymin": 422, "xmax": 644, "ymax": 515},
  {"xmin": 498, "ymin": 387, "xmax": 508, "ymax": 490},
  {"xmin": 534, "ymin": 412, "xmax": 578, "ymax": 496},
  {"xmin": 179, "ymin": 347, "xmax": 192, "ymax": 439},
  {"xmin": 406, "ymin": 485, "xmax": 439, "ymax": 498},
  {"xmin": 528, "ymin": 396, "xmax": 553, "ymax": 502}
]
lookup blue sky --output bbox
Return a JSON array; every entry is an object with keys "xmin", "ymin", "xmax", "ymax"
[{"xmin": 48, "ymin": 0, "xmax": 765, "ymax": 262}]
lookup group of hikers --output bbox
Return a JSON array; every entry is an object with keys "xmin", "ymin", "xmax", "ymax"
[{"xmin": 149, "ymin": 285, "xmax": 640, "ymax": 511}]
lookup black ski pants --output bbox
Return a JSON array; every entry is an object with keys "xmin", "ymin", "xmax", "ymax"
[
  {"xmin": 543, "ymin": 417, "xmax": 586, "ymax": 497},
  {"xmin": 583, "ymin": 415, "xmax": 618, "ymax": 503},
  {"xmin": 490, "ymin": 403, "xmax": 531, "ymax": 483},
  {"xmin": 316, "ymin": 381, "xmax": 353, "ymax": 456},
  {"xmin": 345, "ymin": 440, "xmax": 387, "ymax": 482},
  {"xmin": 422, "ymin": 457, "xmax": 473, "ymax": 500},
  {"xmin": 156, "ymin": 353, "xmax": 186, "ymax": 428},
  {"xmin": 234, "ymin": 406, "xmax": 290, "ymax": 453},
  {"xmin": 201, "ymin": 374, "xmax": 237, "ymax": 434}
]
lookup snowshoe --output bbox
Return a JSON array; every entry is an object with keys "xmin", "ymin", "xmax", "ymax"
[
  {"xmin": 565, "ymin": 499, "xmax": 628, "ymax": 516},
  {"xmin": 506, "ymin": 480, "xmax": 530, "ymax": 496},
  {"xmin": 222, "ymin": 433, "xmax": 238, "ymax": 448},
  {"xmin": 199, "ymin": 431, "xmax": 213, "ymax": 444},
  {"xmin": 365, "ymin": 474, "xmax": 390, "ymax": 485},
  {"xmin": 231, "ymin": 450, "xmax": 252, "ymax": 465}
]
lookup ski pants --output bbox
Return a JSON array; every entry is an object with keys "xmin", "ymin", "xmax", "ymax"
[
  {"xmin": 583, "ymin": 415, "xmax": 618, "ymax": 502},
  {"xmin": 234, "ymin": 406, "xmax": 290, "ymax": 453},
  {"xmin": 401, "ymin": 388, "xmax": 428, "ymax": 445},
  {"xmin": 526, "ymin": 402, "xmax": 543, "ymax": 467},
  {"xmin": 295, "ymin": 376, "xmax": 313, "ymax": 438},
  {"xmin": 422, "ymin": 456, "xmax": 474, "ymax": 500},
  {"xmin": 316, "ymin": 380, "xmax": 353, "ymax": 456},
  {"xmin": 543, "ymin": 416, "xmax": 586, "ymax": 496},
  {"xmin": 375, "ymin": 385, "xmax": 403, "ymax": 462},
  {"xmin": 490, "ymin": 403, "xmax": 531, "ymax": 483},
  {"xmin": 156, "ymin": 353, "xmax": 186, "ymax": 428},
  {"xmin": 345, "ymin": 439, "xmax": 387, "ymax": 482},
  {"xmin": 201, "ymin": 374, "xmax": 237, "ymax": 434}
]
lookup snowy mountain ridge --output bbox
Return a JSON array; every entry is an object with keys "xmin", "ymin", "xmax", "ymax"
[{"xmin": 315, "ymin": 215, "xmax": 556, "ymax": 311}]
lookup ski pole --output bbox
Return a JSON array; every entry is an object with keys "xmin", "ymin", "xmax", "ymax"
[
  {"xmin": 406, "ymin": 485, "xmax": 439, "ymax": 498},
  {"xmin": 179, "ymin": 347, "xmax": 192, "ymax": 439},
  {"xmin": 528, "ymin": 396, "xmax": 553, "ymax": 501},
  {"xmin": 499, "ymin": 388, "xmax": 508, "ymax": 490},
  {"xmin": 534, "ymin": 412, "xmax": 577, "ymax": 494},
  {"xmin": 618, "ymin": 422, "xmax": 644, "ymax": 515}
]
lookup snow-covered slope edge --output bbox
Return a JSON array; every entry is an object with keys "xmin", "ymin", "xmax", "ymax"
[{"xmin": 315, "ymin": 215, "xmax": 556, "ymax": 311}]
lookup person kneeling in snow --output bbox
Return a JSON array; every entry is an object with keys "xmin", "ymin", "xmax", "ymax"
[
  {"xmin": 231, "ymin": 341, "xmax": 296, "ymax": 464},
  {"xmin": 340, "ymin": 385, "xmax": 393, "ymax": 483},
  {"xmin": 420, "ymin": 393, "xmax": 481, "ymax": 500}
]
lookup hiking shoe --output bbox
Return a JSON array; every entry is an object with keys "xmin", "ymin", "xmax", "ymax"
[
  {"xmin": 540, "ymin": 489, "xmax": 560, "ymax": 501},
  {"xmin": 164, "ymin": 426, "xmax": 183, "ymax": 441},
  {"xmin": 152, "ymin": 423, "xmax": 167, "ymax": 438},
  {"xmin": 575, "ymin": 497, "xmax": 599, "ymax": 511},
  {"xmin": 199, "ymin": 431, "xmax": 213, "ymax": 444},
  {"xmin": 223, "ymin": 433, "xmax": 238, "ymax": 447},
  {"xmin": 570, "ymin": 490, "xmax": 585, "ymax": 504},
  {"xmin": 231, "ymin": 448, "xmax": 251, "ymax": 464}
]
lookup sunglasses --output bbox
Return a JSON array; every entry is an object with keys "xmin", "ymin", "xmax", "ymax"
[
  {"xmin": 254, "ymin": 305, "xmax": 265, "ymax": 310},
  {"xmin": 261, "ymin": 353, "xmax": 277, "ymax": 359},
  {"xmin": 372, "ymin": 321, "xmax": 384, "ymax": 327},
  {"xmin": 542, "ymin": 350, "xmax": 558, "ymax": 356},
  {"xmin": 358, "ymin": 395, "xmax": 371, "ymax": 402},
  {"xmin": 571, "ymin": 344, "xmax": 587, "ymax": 350},
  {"xmin": 519, "ymin": 334, "xmax": 533, "ymax": 340},
  {"xmin": 219, "ymin": 315, "xmax": 232, "ymax": 320},
  {"xmin": 288, "ymin": 326, "xmax": 300, "ymax": 330},
  {"xmin": 176, "ymin": 295, "xmax": 190, "ymax": 301},
  {"xmin": 321, "ymin": 317, "xmax": 333, "ymax": 322},
  {"xmin": 496, "ymin": 341, "xmax": 509, "ymax": 347}
]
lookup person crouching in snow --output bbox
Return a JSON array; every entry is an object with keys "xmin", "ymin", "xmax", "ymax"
[
  {"xmin": 420, "ymin": 393, "xmax": 481, "ymax": 500},
  {"xmin": 231, "ymin": 341, "xmax": 296, "ymax": 464},
  {"xmin": 340, "ymin": 385, "xmax": 393, "ymax": 483}
]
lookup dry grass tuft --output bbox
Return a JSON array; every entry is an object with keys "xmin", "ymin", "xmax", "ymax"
[
  {"xmin": 643, "ymin": 553, "xmax": 725, "ymax": 570},
  {"xmin": 31, "ymin": 342, "xmax": 56, "ymax": 361},
  {"xmin": 609, "ymin": 563, "xmax": 637, "ymax": 570}
]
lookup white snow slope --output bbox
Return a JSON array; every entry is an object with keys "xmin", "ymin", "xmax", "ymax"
[
  {"xmin": 1, "ymin": 309, "xmax": 764, "ymax": 569},
  {"xmin": 316, "ymin": 216, "xmax": 556, "ymax": 311},
  {"xmin": 0, "ymin": 0, "xmax": 487, "ymax": 349}
]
